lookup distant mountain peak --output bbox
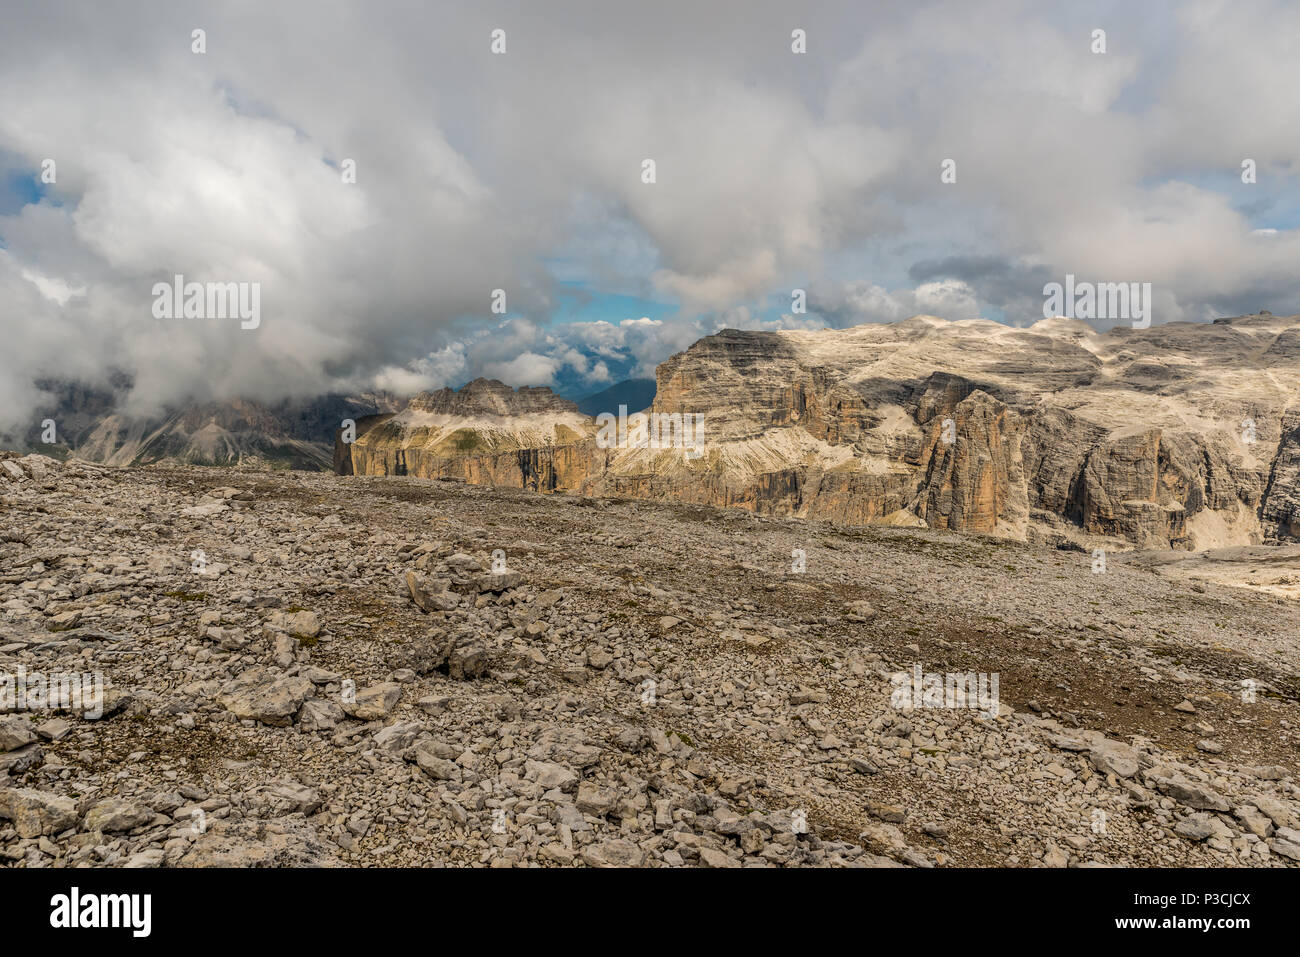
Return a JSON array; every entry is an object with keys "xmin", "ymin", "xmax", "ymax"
[{"xmin": 574, "ymin": 378, "xmax": 657, "ymax": 417}]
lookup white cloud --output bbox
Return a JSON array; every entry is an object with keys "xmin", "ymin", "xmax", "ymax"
[
  {"xmin": 482, "ymin": 352, "xmax": 562, "ymax": 388},
  {"xmin": 0, "ymin": 0, "xmax": 1297, "ymax": 432},
  {"xmin": 913, "ymin": 279, "xmax": 979, "ymax": 320},
  {"xmin": 20, "ymin": 268, "xmax": 85, "ymax": 305}
]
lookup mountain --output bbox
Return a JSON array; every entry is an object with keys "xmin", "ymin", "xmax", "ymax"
[
  {"xmin": 23, "ymin": 387, "xmax": 403, "ymax": 470},
  {"xmin": 573, "ymin": 378, "xmax": 657, "ymax": 417},
  {"xmin": 341, "ymin": 378, "xmax": 598, "ymax": 485},
  {"xmin": 338, "ymin": 313, "xmax": 1300, "ymax": 550}
]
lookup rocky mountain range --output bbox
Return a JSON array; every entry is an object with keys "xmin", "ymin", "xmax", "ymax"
[
  {"xmin": 19, "ymin": 313, "xmax": 1300, "ymax": 553},
  {"xmin": 18, "ymin": 384, "xmax": 402, "ymax": 471},
  {"xmin": 339, "ymin": 313, "xmax": 1300, "ymax": 551}
]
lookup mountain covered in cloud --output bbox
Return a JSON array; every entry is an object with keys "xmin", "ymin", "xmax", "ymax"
[
  {"xmin": 20, "ymin": 309, "xmax": 1300, "ymax": 553},
  {"xmin": 19, "ymin": 382, "xmax": 401, "ymax": 470}
]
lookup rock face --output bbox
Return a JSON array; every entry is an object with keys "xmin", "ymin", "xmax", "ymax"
[
  {"xmin": 341, "ymin": 314, "xmax": 1300, "ymax": 549},
  {"xmin": 345, "ymin": 378, "xmax": 603, "ymax": 491}
]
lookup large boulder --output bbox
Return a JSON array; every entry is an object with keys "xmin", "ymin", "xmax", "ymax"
[
  {"xmin": 0, "ymin": 787, "xmax": 79, "ymax": 838},
  {"xmin": 0, "ymin": 716, "xmax": 37, "ymax": 752},
  {"xmin": 178, "ymin": 816, "xmax": 338, "ymax": 867},
  {"xmin": 218, "ymin": 669, "xmax": 314, "ymax": 726},
  {"xmin": 84, "ymin": 797, "xmax": 156, "ymax": 833},
  {"xmin": 342, "ymin": 682, "xmax": 401, "ymax": 720}
]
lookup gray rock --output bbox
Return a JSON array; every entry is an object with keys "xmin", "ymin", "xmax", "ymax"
[
  {"xmin": 698, "ymin": 847, "xmax": 740, "ymax": 868},
  {"xmin": 266, "ymin": 609, "xmax": 320, "ymax": 638},
  {"xmin": 256, "ymin": 782, "xmax": 323, "ymax": 816},
  {"xmin": 84, "ymin": 797, "xmax": 155, "ymax": 833},
  {"xmin": 525, "ymin": 760, "xmax": 578, "ymax": 792},
  {"xmin": 406, "ymin": 571, "xmax": 460, "ymax": 612},
  {"xmin": 373, "ymin": 721, "xmax": 423, "ymax": 752},
  {"xmin": 581, "ymin": 840, "xmax": 647, "ymax": 867},
  {"xmin": 1088, "ymin": 740, "xmax": 1140, "ymax": 778},
  {"xmin": 342, "ymin": 682, "xmax": 402, "ymax": 720},
  {"xmin": 476, "ymin": 571, "xmax": 524, "ymax": 593},
  {"xmin": 218, "ymin": 669, "xmax": 313, "ymax": 726},
  {"xmin": 299, "ymin": 697, "xmax": 345, "ymax": 731},
  {"xmin": 414, "ymin": 749, "xmax": 462, "ymax": 782},
  {"xmin": 178, "ymin": 817, "xmax": 338, "ymax": 867},
  {"xmin": 1173, "ymin": 814, "xmax": 1216, "ymax": 841},
  {"xmin": 0, "ymin": 787, "xmax": 78, "ymax": 838},
  {"xmin": 1235, "ymin": 805, "xmax": 1274, "ymax": 838},
  {"xmin": 0, "ymin": 715, "xmax": 37, "ymax": 752}
]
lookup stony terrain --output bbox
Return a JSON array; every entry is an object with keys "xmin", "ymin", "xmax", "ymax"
[
  {"xmin": 2, "ymin": 450, "xmax": 1299, "ymax": 868},
  {"xmin": 347, "ymin": 313, "xmax": 1300, "ymax": 551}
]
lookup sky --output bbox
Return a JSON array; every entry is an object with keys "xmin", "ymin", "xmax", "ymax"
[{"xmin": 1, "ymin": 0, "xmax": 1298, "ymax": 429}]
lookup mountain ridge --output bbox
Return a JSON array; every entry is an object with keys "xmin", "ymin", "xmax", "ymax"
[
  {"xmin": 339, "ymin": 312, "xmax": 1300, "ymax": 550},
  {"xmin": 13, "ymin": 312, "xmax": 1300, "ymax": 551}
]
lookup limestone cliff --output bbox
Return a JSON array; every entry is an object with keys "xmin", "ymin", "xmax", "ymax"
[
  {"xmin": 344, "ymin": 378, "xmax": 603, "ymax": 491},
  {"xmin": 341, "ymin": 314, "xmax": 1300, "ymax": 549}
]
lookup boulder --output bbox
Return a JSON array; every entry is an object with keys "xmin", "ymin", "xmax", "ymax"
[
  {"xmin": 218, "ymin": 669, "xmax": 313, "ymax": 726},
  {"xmin": 0, "ymin": 787, "xmax": 78, "ymax": 838}
]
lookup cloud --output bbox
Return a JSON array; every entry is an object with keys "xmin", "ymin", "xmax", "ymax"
[
  {"xmin": 809, "ymin": 278, "xmax": 979, "ymax": 327},
  {"xmin": 0, "ymin": 0, "xmax": 1298, "ymax": 431},
  {"xmin": 481, "ymin": 352, "xmax": 564, "ymax": 388}
]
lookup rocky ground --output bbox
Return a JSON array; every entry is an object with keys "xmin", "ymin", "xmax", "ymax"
[{"xmin": 2, "ymin": 449, "xmax": 1299, "ymax": 867}]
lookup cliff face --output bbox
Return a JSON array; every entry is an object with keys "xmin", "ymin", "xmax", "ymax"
[
  {"xmin": 343, "ymin": 378, "xmax": 605, "ymax": 491},
  {"xmin": 341, "ymin": 315, "xmax": 1300, "ymax": 549}
]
